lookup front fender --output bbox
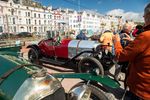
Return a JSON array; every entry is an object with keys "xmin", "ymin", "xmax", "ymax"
[
  {"xmin": 52, "ymin": 73, "xmax": 120, "ymax": 88},
  {"xmin": 27, "ymin": 44, "xmax": 39, "ymax": 51}
]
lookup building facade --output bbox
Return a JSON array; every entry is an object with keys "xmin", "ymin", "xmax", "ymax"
[
  {"xmin": 0, "ymin": 0, "xmax": 53, "ymax": 33},
  {"xmin": 0, "ymin": 0, "xmax": 124, "ymax": 34}
]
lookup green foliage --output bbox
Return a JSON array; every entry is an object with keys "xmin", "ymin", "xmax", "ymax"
[
  {"xmin": 134, "ymin": 22, "xmax": 145, "ymax": 26},
  {"xmin": 22, "ymin": 0, "xmax": 43, "ymax": 8}
]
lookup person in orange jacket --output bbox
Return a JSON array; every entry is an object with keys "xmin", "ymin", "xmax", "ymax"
[
  {"xmin": 113, "ymin": 3, "xmax": 150, "ymax": 100},
  {"xmin": 99, "ymin": 30, "xmax": 114, "ymax": 53}
]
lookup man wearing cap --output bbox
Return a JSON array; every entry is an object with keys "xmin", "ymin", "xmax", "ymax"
[
  {"xmin": 119, "ymin": 21, "xmax": 133, "ymax": 48},
  {"xmin": 113, "ymin": 3, "xmax": 150, "ymax": 100}
]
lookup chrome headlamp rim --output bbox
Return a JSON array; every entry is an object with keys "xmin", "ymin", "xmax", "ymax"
[
  {"xmin": 13, "ymin": 74, "xmax": 62, "ymax": 100},
  {"xmin": 68, "ymin": 84, "xmax": 91, "ymax": 100}
]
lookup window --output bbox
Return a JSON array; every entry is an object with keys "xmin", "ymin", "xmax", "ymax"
[
  {"xmin": 34, "ymin": 27, "xmax": 37, "ymax": 32},
  {"xmin": 25, "ymin": 12, "xmax": 27, "ymax": 17},
  {"xmin": 28, "ymin": 12, "xmax": 30, "ymax": 17},
  {"xmin": 29, "ymin": 19, "xmax": 31, "ymax": 24},
  {"xmin": 11, "ymin": 9, "xmax": 14, "ymax": 15},
  {"xmin": 44, "ymin": 14, "xmax": 46, "ymax": 18},
  {"xmin": 34, "ymin": 13, "xmax": 36, "ymax": 18},
  {"xmin": 44, "ymin": 20, "xmax": 46, "ymax": 24},
  {"xmin": 35, "ymin": 20, "xmax": 37, "ymax": 24},
  {"xmin": 49, "ymin": 15, "xmax": 52, "ymax": 19},
  {"xmin": 39, "ymin": 20, "xmax": 41, "ymax": 25},
  {"xmin": 18, "ymin": 11, "xmax": 21, "ymax": 15},
  {"xmin": 56, "ymin": 16, "xmax": 59, "ymax": 19},
  {"xmin": 29, "ymin": 27, "xmax": 31, "ymax": 32},
  {"xmin": 19, "ymin": 18, "xmax": 21, "ymax": 24},
  {"xmin": 0, "ymin": 26, "xmax": 3, "ymax": 32},
  {"xmin": 13, "ymin": 18, "xmax": 15, "ymax": 24},
  {"xmin": 44, "ymin": 27, "xmax": 46, "ymax": 32},
  {"xmin": 26, "ymin": 19, "xmax": 28, "ymax": 24},
  {"xmin": 38, "ymin": 14, "xmax": 40, "ymax": 18},
  {"xmin": 14, "ymin": 26, "xmax": 16, "ymax": 32}
]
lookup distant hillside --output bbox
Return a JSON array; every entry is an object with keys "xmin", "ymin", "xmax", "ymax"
[
  {"xmin": 22, "ymin": 0, "xmax": 43, "ymax": 8},
  {"xmin": 0, "ymin": 0, "xmax": 9, "ymax": 2},
  {"xmin": 0, "ymin": 0, "xmax": 44, "ymax": 8},
  {"xmin": 0, "ymin": 0, "xmax": 20, "ymax": 3},
  {"xmin": 135, "ymin": 22, "xmax": 144, "ymax": 26}
]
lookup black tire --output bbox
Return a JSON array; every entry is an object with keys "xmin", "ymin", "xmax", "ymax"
[
  {"xmin": 78, "ymin": 57, "xmax": 104, "ymax": 75},
  {"xmin": 68, "ymin": 82, "xmax": 115, "ymax": 100},
  {"xmin": 28, "ymin": 48, "xmax": 42, "ymax": 66}
]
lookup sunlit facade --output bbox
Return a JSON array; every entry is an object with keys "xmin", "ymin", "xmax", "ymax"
[
  {"xmin": 0, "ymin": 0, "xmax": 53, "ymax": 33},
  {"xmin": 0, "ymin": 0, "xmax": 124, "ymax": 34}
]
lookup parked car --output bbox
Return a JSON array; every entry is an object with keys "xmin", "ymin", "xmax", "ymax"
[
  {"xmin": 17, "ymin": 32, "xmax": 32, "ymax": 38},
  {"xmin": 27, "ymin": 38, "xmax": 114, "ymax": 75},
  {"xmin": 0, "ymin": 32, "xmax": 16, "ymax": 39}
]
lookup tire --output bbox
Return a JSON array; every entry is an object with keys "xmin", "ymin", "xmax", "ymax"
[
  {"xmin": 78, "ymin": 57, "xmax": 104, "ymax": 75},
  {"xmin": 68, "ymin": 82, "xmax": 116, "ymax": 100},
  {"xmin": 28, "ymin": 48, "xmax": 42, "ymax": 66}
]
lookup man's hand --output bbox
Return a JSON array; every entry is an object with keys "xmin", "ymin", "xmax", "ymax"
[{"xmin": 122, "ymin": 33, "xmax": 133, "ymax": 42}]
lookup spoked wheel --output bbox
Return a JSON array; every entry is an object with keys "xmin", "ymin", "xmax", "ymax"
[
  {"xmin": 68, "ymin": 82, "xmax": 115, "ymax": 100},
  {"xmin": 78, "ymin": 57, "xmax": 104, "ymax": 75},
  {"xmin": 28, "ymin": 48, "xmax": 42, "ymax": 66}
]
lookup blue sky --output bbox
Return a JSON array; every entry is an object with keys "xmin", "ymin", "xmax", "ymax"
[{"xmin": 35, "ymin": 0, "xmax": 149, "ymax": 14}]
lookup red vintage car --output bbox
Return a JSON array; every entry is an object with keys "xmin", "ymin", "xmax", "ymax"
[{"xmin": 27, "ymin": 38, "xmax": 114, "ymax": 75}]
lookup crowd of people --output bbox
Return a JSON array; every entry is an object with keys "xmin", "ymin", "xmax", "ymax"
[
  {"xmin": 113, "ymin": 3, "xmax": 150, "ymax": 100},
  {"xmin": 51, "ymin": 3, "xmax": 150, "ymax": 100},
  {"xmin": 63, "ymin": 3, "xmax": 150, "ymax": 100}
]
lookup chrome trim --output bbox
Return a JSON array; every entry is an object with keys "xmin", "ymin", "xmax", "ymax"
[
  {"xmin": 13, "ymin": 74, "xmax": 62, "ymax": 100},
  {"xmin": 68, "ymin": 40, "xmax": 100, "ymax": 58},
  {"xmin": 68, "ymin": 85, "xmax": 91, "ymax": 100}
]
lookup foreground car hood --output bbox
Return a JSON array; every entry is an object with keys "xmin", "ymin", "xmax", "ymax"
[{"xmin": 0, "ymin": 55, "xmax": 30, "ymax": 99}]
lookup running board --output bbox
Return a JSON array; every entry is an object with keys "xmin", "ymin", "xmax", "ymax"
[{"xmin": 40, "ymin": 57, "xmax": 65, "ymax": 66}]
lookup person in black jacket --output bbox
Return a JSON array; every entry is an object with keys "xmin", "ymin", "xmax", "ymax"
[{"xmin": 76, "ymin": 30, "xmax": 88, "ymax": 40}]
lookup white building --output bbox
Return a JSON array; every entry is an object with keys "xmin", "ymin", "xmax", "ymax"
[
  {"xmin": 51, "ymin": 8, "xmax": 69, "ymax": 32},
  {"xmin": 100, "ymin": 15, "xmax": 119, "ymax": 33},
  {"xmin": 67, "ymin": 10, "xmax": 101, "ymax": 32},
  {"xmin": 67, "ymin": 9, "xmax": 79, "ymax": 31},
  {"xmin": 0, "ymin": 0, "xmax": 53, "ymax": 33},
  {"xmin": 66, "ymin": 9, "xmax": 122, "ymax": 33},
  {"xmin": 0, "ymin": 0, "xmax": 124, "ymax": 35},
  {"xmin": 79, "ymin": 11, "xmax": 101, "ymax": 32}
]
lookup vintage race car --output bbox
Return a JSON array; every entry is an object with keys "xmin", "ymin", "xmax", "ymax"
[{"xmin": 27, "ymin": 38, "xmax": 114, "ymax": 75}]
